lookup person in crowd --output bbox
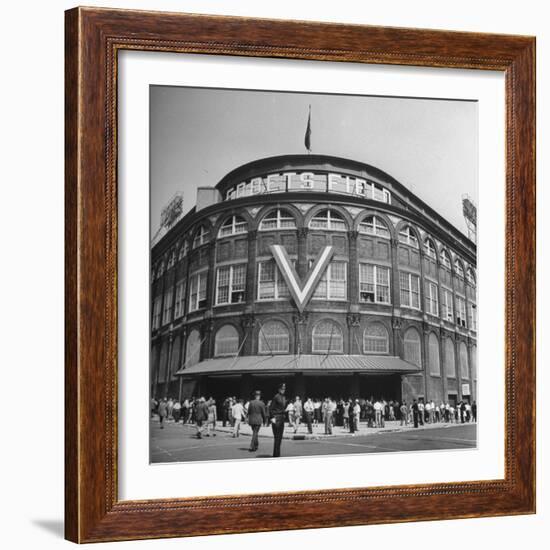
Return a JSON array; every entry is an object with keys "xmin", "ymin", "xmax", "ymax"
[
  {"xmin": 411, "ymin": 399, "xmax": 419, "ymax": 428},
  {"xmin": 221, "ymin": 396, "xmax": 231, "ymax": 427},
  {"xmin": 204, "ymin": 398, "xmax": 217, "ymax": 437},
  {"xmin": 342, "ymin": 399, "xmax": 350, "ymax": 430},
  {"xmin": 195, "ymin": 397, "xmax": 209, "ymax": 439},
  {"xmin": 293, "ymin": 396, "xmax": 303, "ymax": 434},
  {"xmin": 247, "ymin": 391, "xmax": 267, "ymax": 452},
  {"xmin": 472, "ymin": 401, "xmax": 477, "ymax": 422},
  {"xmin": 269, "ymin": 383, "xmax": 287, "ymax": 458},
  {"xmin": 173, "ymin": 399, "xmax": 181, "ymax": 423},
  {"xmin": 313, "ymin": 398, "xmax": 322, "ymax": 426},
  {"xmin": 231, "ymin": 399, "xmax": 246, "ymax": 438},
  {"xmin": 181, "ymin": 398, "xmax": 189, "ymax": 424},
  {"xmin": 158, "ymin": 397, "xmax": 168, "ymax": 429},
  {"xmin": 388, "ymin": 400, "xmax": 396, "ymax": 421},
  {"xmin": 366, "ymin": 399, "xmax": 375, "ymax": 428},
  {"xmin": 353, "ymin": 399, "xmax": 361, "ymax": 433},
  {"xmin": 166, "ymin": 397, "xmax": 174, "ymax": 420},
  {"xmin": 151, "ymin": 397, "xmax": 158, "ymax": 418},
  {"xmin": 303, "ymin": 397, "xmax": 314, "ymax": 434},
  {"xmin": 324, "ymin": 397, "xmax": 336, "ymax": 435},
  {"xmin": 419, "ymin": 400, "xmax": 425, "ymax": 425},
  {"xmin": 465, "ymin": 401, "xmax": 472, "ymax": 422},
  {"xmin": 285, "ymin": 399, "xmax": 296, "ymax": 430},
  {"xmin": 400, "ymin": 402, "xmax": 408, "ymax": 426},
  {"xmin": 374, "ymin": 399, "xmax": 383, "ymax": 428},
  {"xmin": 425, "ymin": 401, "xmax": 432, "ymax": 423}
]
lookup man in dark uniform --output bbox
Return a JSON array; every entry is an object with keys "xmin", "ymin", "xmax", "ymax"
[
  {"xmin": 412, "ymin": 399, "xmax": 419, "ymax": 428},
  {"xmin": 269, "ymin": 383, "xmax": 287, "ymax": 457},
  {"xmin": 247, "ymin": 390, "xmax": 267, "ymax": 452}
]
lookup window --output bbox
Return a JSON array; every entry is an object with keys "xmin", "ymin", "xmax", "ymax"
[
  {"xmin": 425, "ymin": 281, "xmax": 439, "ymax": 316},
  {"xmin": 398, "ymin": 226, "xmax": 418, "ymax": 248},
  {"xmin": 363, "ymin": 324, "xmax": 389, "ymax": 354},
  {"xmin": 189, "ymin": 271, "xmax": 208, "ymax": 312},
  {"xmin": 178, "ymin": 240, "xmax": 189, "ymax": 260},
  {"xmin": 312, "ymin": 320, "xmax": 343, "ymax": 353},
  {"xmin": 185, "ymin": 330, "xmax": 201, "ymax": 367},
  {"xmin": 309, "ymin": 209, "xmax": 347, "ymax": 231},
  {"xmin": 154, "ymin": 261, "xmax": 165, "ymax": 280},
  {"xmin": 192, "ymin": 225, "xmax": 210, "ymax": 249},
  {"xmin": 162, "ymin": 288, "xmax": 173, "ymax": 325},
  {"xmin": 166, "ymin": 250, "xmax": 176, "ymax": 270},
  {"xmin": 440, "ymin": 249, "xmax": 452, "ymax": 269},
  {"xmin": 218, "ymin": 215, "xmax": 247, "ymax": 238},
  {"xmin": 467, "ymin": 268, "xmax": 476, "ymax": 286},
  {"xmin": 456, "ymin": 296, "xmax": 467, "ymax": 327},
  {"xmin": 399, "ymin": 272, "xmax": 420, "ymax": 309},
  {"xmin": 174, "ymin": 280, "xmax": 186, "ymax": 318},
  {"xmin": 313, "ymin": 261, "xmax": 347, "ymax": 300},
  {"xmin": 468, "ymin": 303, "xmax": 477, "ymax": 331},
  {"xmin": 259, "ymin": 209, "xmax": 296, "ymax": 231},
  {"xmin": 214, "ymin": 325, "xmax": 240, "ymax": 356},
  {"xmin": 359, "ymin": 264, "xmax": 391, "ymax": 304},
  {"xmin": 459, "ymin": 341, "xmax": 469, "ymax": 379},
  {"xmin": 424, "ymin": 238, "xmax": 437, "ymax": 259},
  {"xmin": 454, "ymin": 259, "xmax": 465, "ymax": 279},
  {"xmin": 428, "ymin": 333, "xmax": 441, "ymax": 376},
  {"xmin": 259, "ymin": 321, "xmax": 290, "ymax": 354},
  {"xmin": 358, "ymin": 215, "xmax": 390, "ymax": 238},
  {"xmin": 152, "ymin": 296, "xmax": 162, "ymax": 330},
  {"xmin": 442, "ymin": 288, "xmax": 454, "ymax": 321},
  {"xmin": 404, "ymin": 328, "xmax": 421, "ymax": 367},
  {"xmin": 215, "ymin": 264, "xmax": 246, "ymax": 305},
  {"xmin": 257, "ymin": 260, "xmax": 290, "ymax": 301},
  {"xmin": 444, "ymin": 338, "xmax": 456, "ymax": 378}
]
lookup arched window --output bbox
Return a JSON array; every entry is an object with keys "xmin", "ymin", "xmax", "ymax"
[
  {"xmin": 440, "ymin": 249, "xmax": 452, "ymax": 269},
  {"xmin": 454, "ymin": 259, "xmax": 465, "ymax": 279},
  {"xmin": 444, "ymin": 337, "xmax": 456, "ymax": 378},
  {"xmin": 259, "ymin": 209, "xmax": 296, "ymax": 231},
  {"xmin": 185, "ymin": 330, "xmax": 202, "ymax": 367},
  {"xmin": 218, "ymin": 215, "xmax": 247, "ymax": 238},
  {"xmin": 467, "ymin": 268, "xmax": 476, "ymax": 286},
  {"xmin": 192, "ymin": 225, "xmax": 210, "ymax": 249},
  {"xmin": 403, "ymin": 327, "xmax": 421, "ymax": 367},
  {"xmin": 358, "ymin": 215, "xmax": 390, "ymax": 238},
  {"xmin": 424, "ymin": 238, "xmax": 437, "ymax": 260},
  {"xmin": 459, "ymin": 341, "xmax": 469, "ymax": 379},
  {"xmin": 214, "ymin": 325, "xmax": 240, "ymax": 357},
  {"xmin": 309, "ymin": 209, "xmax": 347, "ymax": 231},
  {"xmin": 398, "ymin": 226, "xmax": 419, "ymax": 248},
  {"xmin": 258, "ymin": 320, "xmax": 290, "ymax": 354},
  {"xmin": 312, "ymin": 320, "xmax": 343, "ymax": 353},
  {"xmin": 363, "ymin": 323, "xmax": 389, "ymax": 354},
  {"xmin": 428, "ymin": 333, "xmax": 441, "ymax": 376}
]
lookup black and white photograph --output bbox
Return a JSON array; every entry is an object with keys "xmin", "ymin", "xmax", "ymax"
[{"xmin": 149, "ymin": 86, "xmax": 478, "ymax": 463}]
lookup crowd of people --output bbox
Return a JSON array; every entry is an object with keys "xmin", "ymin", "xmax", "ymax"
[{"xmin": 151, "ymin": 394, "xmax": 477, "ymax": 435}]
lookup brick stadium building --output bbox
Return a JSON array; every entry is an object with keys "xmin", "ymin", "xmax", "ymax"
[{"xmin": 150, "ymin": 155, "xmax": 477, "ymax": 406}]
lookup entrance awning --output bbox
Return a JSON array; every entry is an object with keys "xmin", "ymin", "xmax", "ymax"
[{"xmin": 176, "ymin": 355, "xmax": 421, "ymax": 376}]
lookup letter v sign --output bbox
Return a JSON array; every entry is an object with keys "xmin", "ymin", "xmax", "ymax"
[{"xmin": 270, "ymin": 244, "xmax": 334, "ymax": 313}]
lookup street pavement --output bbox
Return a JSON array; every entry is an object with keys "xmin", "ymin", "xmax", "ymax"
[{"xmin": 150, "ymin": 419, "xmax": 477, "ymax": 463}]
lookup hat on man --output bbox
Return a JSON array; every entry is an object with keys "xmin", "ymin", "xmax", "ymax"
[{"xmin": 253, "ymin": 390, "xmax": 261, "ymax": 397}]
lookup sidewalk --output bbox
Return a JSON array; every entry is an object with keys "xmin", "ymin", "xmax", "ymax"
[{"xmin": 184, "ymin": 419, "xmax": 476, "ymax": 440}]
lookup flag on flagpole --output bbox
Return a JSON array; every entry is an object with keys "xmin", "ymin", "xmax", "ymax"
[{"xmin": 304, "ymin": 105, "xmax": 312, "ymax": 153}]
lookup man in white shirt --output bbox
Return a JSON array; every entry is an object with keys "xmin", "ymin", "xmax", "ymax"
[
  {"xmin": 373, "ymin": 400, "xmax": 383, "ymax": 428},
  {"xmin": 231, "ymin": 399, "xmax": 246, "ymax": 438}
]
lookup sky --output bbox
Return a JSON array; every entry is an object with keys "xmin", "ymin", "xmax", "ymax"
[{"xmin": 150, "ymin": 86, "xmax": 478, "ymax": 236}]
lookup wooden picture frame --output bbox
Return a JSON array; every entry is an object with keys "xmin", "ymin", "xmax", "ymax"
[{"xmin": 65, "ymin": 6, "xmax": 536, "ymax": 543}]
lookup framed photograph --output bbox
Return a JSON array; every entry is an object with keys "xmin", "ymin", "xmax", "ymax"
[{"xmin": 65, "ymin": 7, "xmax": 535, "ymax": 543}]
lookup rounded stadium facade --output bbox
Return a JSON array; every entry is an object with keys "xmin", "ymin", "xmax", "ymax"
[{"xmin": 150, "ymin": 154, "xmax": 477, "ymax": 406}]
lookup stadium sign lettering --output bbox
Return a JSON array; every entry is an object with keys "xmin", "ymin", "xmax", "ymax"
[{"xmin": 225, "ymin": 172, "xmax": 391, "ymax": 203}]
